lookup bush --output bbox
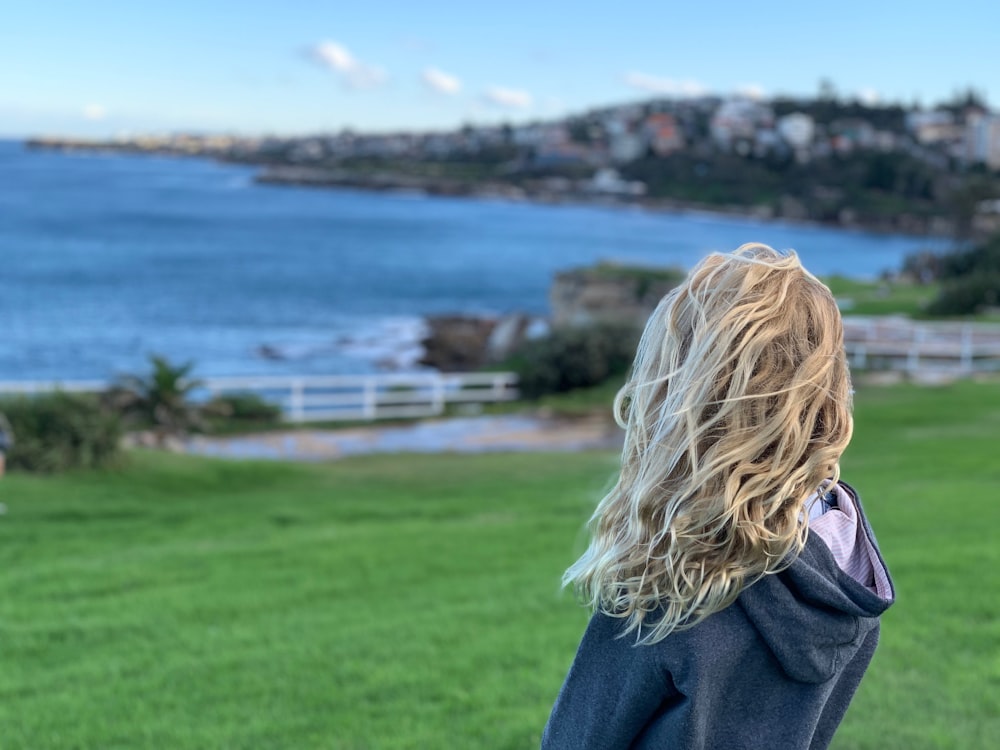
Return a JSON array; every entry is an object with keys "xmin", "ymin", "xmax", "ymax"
[
  {"xmin": 937, "ymin": 235, "xmax": 1000, "ymax": 280},
  {"xmin": 926, "ymin": 274, "xmax": 1000, "ymax": 315},
  {"xmin": 511, "ymin": 323, "xmax": 640, "ymax": 399},
  {"xmin": 923, "ymin": 234, "xmax": 1000, "ymax": 314},
  {"xmin": 204, "ymin": 392, "xmax": 283, "ymax": 431},
  {"xmin": 0, "ymin": 392, "xmax": 123, "ymax": 473},
  {"xmin": 104, "ymin": 355, "xmax": 205, "ymax": 438}
]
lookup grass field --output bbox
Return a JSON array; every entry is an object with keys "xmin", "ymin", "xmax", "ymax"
[
  {"xmin": 823, "ymin": 276, "xmax": 939, "ymax": 318},
  {"xmin": 1, "ymin": 380, "xmax": 998, "ymax": 749}
]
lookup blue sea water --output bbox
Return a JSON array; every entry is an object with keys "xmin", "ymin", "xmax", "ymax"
[{"xmin": 0, "ymin": 140, "xmax": 942, "ymax": 381}]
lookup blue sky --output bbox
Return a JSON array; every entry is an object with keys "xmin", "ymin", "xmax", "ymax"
[{"xmin": 1, "ymin": 0, "xmax": 997, "ymax": 137}]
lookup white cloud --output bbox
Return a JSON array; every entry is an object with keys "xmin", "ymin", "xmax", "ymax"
[
  {"xmin": 735, "ymin": 83, "xmax": 767, "ymax": 100},
  {"xmin": 422, "ymin": 67, "xmax": 461, "ymax": 95},
  {"xmin": 311, "ymin": 40, "xmax": 386, "ymax": 90},
  {"xmin": 623, "ymin": 71, "xmax": 708, "ymax": 98},
  {"xmin": 484, "ymin": 86, "xmax": 532, "ymax": 109},
  {"xmin": 857, "ymin": 87, "xmax": 881, "ymax": 106},
  {"xmin": 82, "ymin": 103, "xmax": 107, "ymax": 121}
]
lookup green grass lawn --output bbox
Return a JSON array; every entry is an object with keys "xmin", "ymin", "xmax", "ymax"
[
  {"xmin": 823, "ymin": 275, "xmax": 940, "ymax": 317},
  {"xmin": 1, "ymin": 380, "xmax": 998, "ymax": 749},
  {"xmin": 821, "ymin": 275, "xmax": 1000, "ymax": 322}
]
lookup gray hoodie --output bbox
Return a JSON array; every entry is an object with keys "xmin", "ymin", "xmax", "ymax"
[{"xmin": 542, "ymin": 485, "xmax": 895, "ymax": 749}]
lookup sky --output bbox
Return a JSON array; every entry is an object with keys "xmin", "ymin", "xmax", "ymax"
[{"xmin": 1, "ymin": 0, "xmax": 998, "ymax": 138}]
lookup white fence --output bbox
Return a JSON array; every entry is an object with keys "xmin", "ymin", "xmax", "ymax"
[
  {"xmin": 0, "ymin": 371, "xmax": 520, "ymax": 423},
  {"xmin": 842, "ymin": 317, "xmax": 1000, "ymax": 374}
]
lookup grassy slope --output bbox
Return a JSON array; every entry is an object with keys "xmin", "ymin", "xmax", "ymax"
[
  {"xmin": 0, "ymin": 381, "xmax": 998, "ymax": 749},
  {"xmin": 823, "ymin": 276, "xmax": 939, "ymax": 317},
  {"xmin": 822, "ymin": 276, "xmax": 1000, "ymax": 322}
]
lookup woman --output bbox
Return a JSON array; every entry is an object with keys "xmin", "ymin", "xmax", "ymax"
[{"xmin": 543, "ymin": 244, "xmax": 894, "ymax": 749}]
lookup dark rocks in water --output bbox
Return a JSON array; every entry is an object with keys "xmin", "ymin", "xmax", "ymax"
[
  {"xmin": 257, "ymin": 344, "xmax": 286, "ymax": 360},
  {"xmin": 420, "ymin": 314, "xmax": 536, "ymax": 372}
]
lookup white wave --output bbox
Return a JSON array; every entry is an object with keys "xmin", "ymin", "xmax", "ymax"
[{"xmin": 334, "ymin": 316, "xmax": 430, "ymax": 371}]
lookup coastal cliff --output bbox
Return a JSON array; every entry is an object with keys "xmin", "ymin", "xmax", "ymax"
[{"xmin": 549, "ymin": 263, "xmax": 684, "ymax": 327}]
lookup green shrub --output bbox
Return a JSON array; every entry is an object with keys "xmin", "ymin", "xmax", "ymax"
[
  {"xmin": 926, "ymin": 273, "xmax": 1000, "ymax": 315},
  {"xmin": 104, "ymin": 355, "xmax": 205, "ymax": 437},
  {"xmin": 0, "ymin": 392, "xmax": 123, "ymax": 473},
  {"xmin": 204, "ymin": 392, "xmax": 283, "ymax": 431},
  {"xmin": 920, "ymin": 234, "xmax": 1000, "ymax": 315},
  {"xmin": 512, "ymin": 323, "xmax": 640, "ymax": 399},
  {"xmin": 938, "ymin": 235, "xmax": 1000, "ymax": 280}
]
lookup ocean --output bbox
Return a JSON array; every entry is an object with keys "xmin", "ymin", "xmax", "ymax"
[{"xmin": 0, "ymin": 140, "xmax": 942, "ymax": 381}]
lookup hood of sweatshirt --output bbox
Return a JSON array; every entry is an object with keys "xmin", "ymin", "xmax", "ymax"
[{"xmin": 736, "ymin": 484, "xmax": 895, "ymax": 684}]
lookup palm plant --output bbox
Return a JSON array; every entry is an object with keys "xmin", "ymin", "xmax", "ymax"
[{"xmin": 106, "ymin": 355, "xmax": 207, "ymax": 443}]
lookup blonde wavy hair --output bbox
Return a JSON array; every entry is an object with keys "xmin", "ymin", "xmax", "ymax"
[{"xmin": 564, "ymin": 243, "xmax": 854, "ymax": 643}]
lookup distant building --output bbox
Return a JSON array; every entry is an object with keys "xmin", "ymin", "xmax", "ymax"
[
  {"xmin": 511, "ymin": 125, "xmax": 546, "ymax": 148},
  {"xmin": 586, "ymin": 168, "xmax": 647, "ymax": 196},
  {"xmin": 532, "ymin": 142, "xmax": 595, "ymax": 170},
  {"xmin": 753, "ymin": 128, "xmax": 783, "ymax": 157},
  {"xmin": 873, "ymin": 130, "xmax": 898, "ymax": 152},
  {"xmin": 609, "ymin": 131, "xmax": 647, "ymax": 164},
  {"xmin": 711, "ymin": 99, "xmax": 774, "ymax": 150},
  {"xmin": 830, "ymin": 119, "xmax": 876, "ymax": 153},
  {"xmin": 777, "ymin": 113, "xmax": 815, "ymax": 150},
  {"xmin": 906, "ymin": 110, "xmax": 964, "ymax": 145},
  {"xmin": 966, "ymin": 114, "xmax": 1000, "ymax": 169},
  {"xmin": 288, "ymin": 140, "xmax": 325, "ymax": 162},
  {"xmin": 644, "ymin": 113, "xmax": 685, "ymax": 156}
]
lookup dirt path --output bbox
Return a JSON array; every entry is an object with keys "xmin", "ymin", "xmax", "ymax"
[{"xmin": 185, "ymin": 414, "xmax": 622, "ymax": 461}]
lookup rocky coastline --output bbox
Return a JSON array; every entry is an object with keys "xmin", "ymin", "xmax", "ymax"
[
  {"xmin": 253, "ymin": 164, "xmax": 958, "ymax": 237},
  {"xmin": 24, "ymin": 137, "xmax": 963, "ymax": 238}
]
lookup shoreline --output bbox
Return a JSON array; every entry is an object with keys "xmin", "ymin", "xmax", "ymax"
[{"xmin": 21, "ymin": 138, "xmax": 954, "ymax": 242}]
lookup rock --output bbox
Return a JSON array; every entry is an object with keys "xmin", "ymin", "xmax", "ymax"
[
  {"xmin": 419, "ymin": 313, "xmax": 542, "ymax": 371},
  {"xmin": 419, "ymin": 316, "xmax": 498, "ymax": 371},
  {"xmin": 549, "ymin": 263, "xmax": 683, "ymax": 328},
  {"xmin": 257, "ymin": 344, "xmax": 285, "ymax": 360}
]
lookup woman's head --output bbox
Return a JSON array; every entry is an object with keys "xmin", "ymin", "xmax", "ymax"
[{"xmin": 565, "ymin": 243, "xmax": 853, "ymax": 643}]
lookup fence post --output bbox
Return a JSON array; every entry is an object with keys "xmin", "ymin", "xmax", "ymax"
[
  {"xmin": 958, "ymin": 325, "xmax": 971, "ymax": 373},
  {"xmin": 290, "ymin": 379, "xmax": 305, "ymax": 422},
  {"xmin": 493, "ymin": 374, "xmax": 507, "ymax": 403},
  {"xmin": 430, "ymin": 375, "xmax": 445, "ymax": 415},
  {"xmin": 909, "ymin": 323, "xmax": 926, "ymax": 374},
  {"xmin": 363, "ymin": 378, "xmax": 377, "ymax": 420},
  {"xmin": 853, "ymin": 344, "xmax": 867, "ymax": 370}
]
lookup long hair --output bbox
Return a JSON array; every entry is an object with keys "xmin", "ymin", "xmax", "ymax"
[{"xmin": 564, "ymin": 243, "xmax": 854, "ymax": 643}]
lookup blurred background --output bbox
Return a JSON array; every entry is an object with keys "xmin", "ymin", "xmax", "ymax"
[{"xmin": 1, "ymin": 2, "xmax": 998, "ymax": 748}]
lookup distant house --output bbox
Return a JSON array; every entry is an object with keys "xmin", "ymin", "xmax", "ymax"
[
  {"xmin": 644, "ymin": 113, "xmax": 685, "ymax": 156},
  {"xmin": 829, "ymin": 119, "xmax": 876, "ymax": 153},
  {"xmin": 711, "ymin": 99, "xmax": 774, "ymax": 150},
  {"xmin": 753, "ymin": 128, "xmax": 784, "ymax": 158},
  {"xmin": 965, "ymin": 114, "xmax": 1000, "ymax": 169},
  {"xmin": 422, "ymin": 133, "xmax": 457, "ymax": 158},
  {"xmin": 512, "ymin": 124, "xmax": 566, "ymax": 148},
  {"xmin": 608, "ymin": 131, "xmax": 647, "ymax": 164},
  {"xmin": 777, "ymin": 113, "xmax": 815, "ymax": 150},
  {"xmin": 288, "ymin": 140, "xmax": 325, "ymax": 162},
  {"xmin": 585, "ymin": 168, "xmax": 647, "ymax": 196},
  {"xmin": 906, "ymin": 110, "xmax": 964, "ymax": 145},
  {"xmin": 532, "ymin": 142, "xmax": 595, "ymax": 170}
]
